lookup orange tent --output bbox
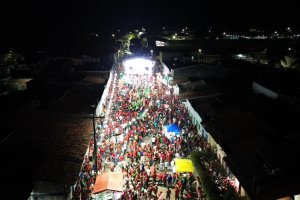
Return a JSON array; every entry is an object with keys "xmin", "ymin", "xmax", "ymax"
[{"xmin": 92, "ymin": 172, "xmax": 123, "ymax": 194}]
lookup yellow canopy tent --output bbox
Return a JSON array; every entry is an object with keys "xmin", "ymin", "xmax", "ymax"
[{"xmin": 175, "ymin": 158, "xmax": 194, "ymax": 173}]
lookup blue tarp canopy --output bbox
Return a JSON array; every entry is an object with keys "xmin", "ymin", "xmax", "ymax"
[{"xmin": 166, "ymin": 124, "xmax": 181, "ymax": 135}]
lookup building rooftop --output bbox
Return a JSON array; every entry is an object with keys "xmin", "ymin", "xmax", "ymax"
[
  {"xmin": 224, "ymin": 144, "xmax": 300, "ymax": 200},
  {"xmin": 206, "ymin": 108, "xmax": 275, "ymax": 154},
  {"xmin": 0, "ymin": 108, "xmax": 92, "ymax": 198},
  {"xmin": 0, "ymin": 75, "xmax": 105, "ymax": 198},
  {"xmin": 254, "ymin": 67, "xmax": 300, "ymax": 97},
  {"xmin": 229, "ymin": 94, "xmax": 300, "ymax": 138},
  {"xmin": 168, "ymin": 63, "xmax": 226, "ymax": 80},
  {"xmin": 193, "ymin": 93, "xmax": 300, "ymax": 199},
  {"xmin": 176, "ymin": 78, "xmax": 221, "ymax": 101},
  {"xmin": 189, "ymin": 96, "xmax": 225, "ymax": 122}
]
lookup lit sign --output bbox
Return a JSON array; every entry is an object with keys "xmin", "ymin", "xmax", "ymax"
[{"xmin": 156, "ymin": 40, "xmax": 165, "ymax": 47}]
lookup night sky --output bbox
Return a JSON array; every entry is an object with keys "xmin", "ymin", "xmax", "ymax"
[{"xmin": 1, "ymin": 0, "xmax": 299, "ymax": 50}]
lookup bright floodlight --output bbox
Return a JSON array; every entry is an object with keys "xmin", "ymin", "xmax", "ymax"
[{"xmin": 123, "ymin": 58, "xmax": 154, "ymax": 75}]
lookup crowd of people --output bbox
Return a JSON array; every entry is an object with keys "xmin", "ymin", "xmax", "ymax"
[{"xmin": 73, "ymin": 67, "xmax": 210, "ymax": 200}]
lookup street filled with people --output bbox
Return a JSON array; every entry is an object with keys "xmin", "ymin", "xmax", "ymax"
[{"xmin": 72, "ymin": 61, "xmax": 233, "ymax": 200}]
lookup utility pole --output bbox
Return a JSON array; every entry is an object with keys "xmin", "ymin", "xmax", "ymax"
[
  {"xmin": 88, "ymin": 113, "xmax": 105, "ymax": 175},
  {"xmin": 92, "ymin": 114, "xmax": 97, "ymax": 175}
]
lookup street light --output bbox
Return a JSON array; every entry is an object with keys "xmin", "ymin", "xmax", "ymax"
[
  {"xmin": 117, "ymin": 50, "xmax": 121, "ymax": 60},
  {"xmin": 198, "ymin": 49, "xmax": 202, "ymax": 61}
]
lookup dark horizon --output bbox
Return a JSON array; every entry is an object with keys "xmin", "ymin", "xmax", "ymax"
[{"xmin": 1, "ymin": 0, "xmax": 299, "ymax": 51}]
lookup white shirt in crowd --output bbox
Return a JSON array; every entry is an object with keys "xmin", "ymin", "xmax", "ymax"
[
  {"xmin": 171, "ymin": 160, "xmax": 175, "ymax": 167},
  {"xmin": 152, "ymin": 137, "xmax": 156, "ymax": 143}
]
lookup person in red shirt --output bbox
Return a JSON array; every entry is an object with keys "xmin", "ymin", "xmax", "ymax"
[
  {"xmin": 197, "ymin": 186, "xmax": 202, "ymax": 200},
  {"xmin": 133, "ymin": 149, "xmax": 137, "ymax": 161},
  {"xmin": 97, "ymin": 160, "xmax": 102, "ymax": 173},
  {"xmin": 152, "ymin": 171, "xmax": 157, "ymax": 184},
  {"xmin": 158, "ymin": 172, "xmax": 163, "ymax": 185},
  {"xmin": 161, "ymin": 153, "xmax": 166, "ymax": 162},
  {"xmin": 185, "ymin": 190, "xmax": 192, "ymax": 199},
  {"xmin": 127, "ymin": 152, "xmax": 132, "ymax": 160},
  {"xmin": 166, "ymin": 151, "xmax": 170, "ymax": 162},
  {"xmin": 144, "ymin": 173, "xmax": 149, "ymax": 187},
  {"xmin": 163, "ymin": 136, "xmax": 167, "ymax": 145},
  {"xmin": 119, "ymin": 154, "xmax": 124, "ymax": 161},
  {"xmin": 162, "ymin": 172, "xmax": 167, "ymax": 187},
  {"xmin": 175, "ymin": 186, "xmax": 180, "ymax": 200}
]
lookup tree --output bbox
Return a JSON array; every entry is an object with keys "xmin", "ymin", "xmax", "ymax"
[
  {"xmin": 266, "ymin": 48, "xmax": 300, "ymax": 71},
  {"xmin": 279, "ymin": 55, "xmax": 300, "ymax": 70},
  {"xmin": 0, "ymin": 51, "xmax": 23, "ymax": 66}
]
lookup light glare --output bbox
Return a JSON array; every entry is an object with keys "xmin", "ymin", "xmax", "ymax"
[{"xmin": 123, "ymin": 58, "xmax": 154, "ymax": 75}]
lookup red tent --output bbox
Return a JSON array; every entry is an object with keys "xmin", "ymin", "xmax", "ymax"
[{"xmin": 92, "ymin": 172, "xmax": 123, "ymax": 194}]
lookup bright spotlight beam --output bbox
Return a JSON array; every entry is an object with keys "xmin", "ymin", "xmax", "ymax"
[{"xmin": 123, "ymin": 58, "xmax": 154, "ymax": 75}]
